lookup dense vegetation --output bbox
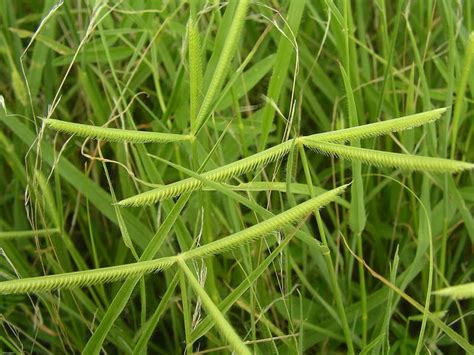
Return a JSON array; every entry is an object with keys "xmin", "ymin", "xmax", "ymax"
[{"xmin": 0, "ymin": 0, "xmax": 473, "ymax": 353}]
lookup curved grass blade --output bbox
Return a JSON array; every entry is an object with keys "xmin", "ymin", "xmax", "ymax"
[
  {"xmin": 118, "ymin": 140, "xmax": 293, "ymax": 206},
  {"xmin": 193, "ymin": 0, "xmax": 251, "ymax": 134},
  {"xmin": 305, "ymin": 108, "xmax": 447, "ymax": 143},
  {"xmin": 44, "ymin": 118, "xmax": 192, "ymax": 143},
  {"xmin": 133, "ymin": 273, "xmax": 180, "ymax": 354},
  {"xmin": 0, "ymin": 185, "xmax": 346, "ymax": 295},
  {"xmin": 302, "ymin": 140, "xmax": 474, "ymax": 173}
]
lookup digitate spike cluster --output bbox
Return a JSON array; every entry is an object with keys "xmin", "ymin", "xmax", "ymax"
[
  {"xmin": 115, "ymin": 108, "xmax": 472, "ymax": 206},
  {"xmin": 4, "ymin": 2, "xmax": 474, "ymax": 354}
]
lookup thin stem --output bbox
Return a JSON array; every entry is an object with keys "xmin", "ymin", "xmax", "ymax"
[
  {"xmin": 450, "ymin": 32, "xmax": 474, "ymax": 159},
  {"xmin": 356, "ymin": 232, "xmax": 367, "ymax": 346},
  {"xmin": 178, "ymin": 259, "xmax": 251, "ymax": 355},
  {"xmin": 298, "ymin": 144, "xmax": 355, "ymax": 354},
  {"xmin": 180, "ymin": 268, "xmax": 194, "ymax": 354}
]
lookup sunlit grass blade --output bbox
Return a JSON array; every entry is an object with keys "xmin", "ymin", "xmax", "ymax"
[
  {"xmin": 451, "ymin": 32, "xmax": 474, "ymax": 158},
  {"xmin": 302, "ymin": 140, "xmax": 474, "ymax": 173},
  {"xmin": 188, "ymin": 18, "xmax": 203, "ymax": 132},
  {"xmin": 44, "ymin": 118, "xmax": 192, "ymax": 143}
]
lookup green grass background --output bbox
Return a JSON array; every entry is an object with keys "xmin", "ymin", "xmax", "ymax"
[{"xmin": 0, "ymin": 0, "xmax": 473, "ymax": 353}]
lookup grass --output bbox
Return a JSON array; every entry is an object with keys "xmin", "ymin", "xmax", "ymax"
[{"xmin": 0, "ymin": 0, "xmax": 473, "ymax": 354}]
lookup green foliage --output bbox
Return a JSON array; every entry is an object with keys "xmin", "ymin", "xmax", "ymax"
[{"xmin": 0, "ymin": 1, "xmax": 473, "ymax": 354}]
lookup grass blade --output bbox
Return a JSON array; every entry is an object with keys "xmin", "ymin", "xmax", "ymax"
[
  {"xmin": 193, "ymin": 0, "xmax": 251, "ymax": 134},
  {"xmin": 0, "ymin": 228, "xmax": 59, "ymax": 240}
]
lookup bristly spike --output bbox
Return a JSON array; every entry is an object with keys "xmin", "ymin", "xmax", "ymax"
[
  {"xmin": 433, "ymin": 283, "xmax": 474, "ymax": 300},
  {"xmin": 0, "ymin": 256, "xmax": 177, "ymax": 295},
  {"xmin": 44, "ymin": 118, "xmax": 192, "ymax": 144},
  {"xmin": 118, "ymin": 140, "xmax": 294, "ymax": 206},
  {"xmin": 305, "ymin": 108, "xmax": 448, "ymax": 143},
  {"xmin": 117, "ymin": 108, "xmax": 455, "ymax": 207},
  {"xmin": 302, "ymin": 140, "xmax": 474, "ymax": 173}
]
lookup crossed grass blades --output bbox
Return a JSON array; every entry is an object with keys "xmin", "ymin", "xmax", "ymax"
[{"xmin": 0, "ymin": 184, "xmax": 347, "ymax": 295}]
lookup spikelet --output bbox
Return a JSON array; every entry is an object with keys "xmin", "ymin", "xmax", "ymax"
[
  {"xmin": 433, "ymin": 283, "xmax": 474, "ymax": 300},
  {"xmin": 302, "ymin": 140, "xmax": 474, "ymax": 173},
  {"xmin": 118, "ymin": 140, "xmax": 293, "ymax": 206},
  {"xmin": 44, "ymin": 118, "xmax": 192, "ymax": 144},
  {"xmin": 305, "ymin": 108, "xmax": 447, "ymax": 143},
  {"xmin": 192, "ymin": 0, "xmax": 251, "ymax": 133},
  {"xmin": 0, "ymin": 257, "xmax": 177, "ymax": 295}
]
